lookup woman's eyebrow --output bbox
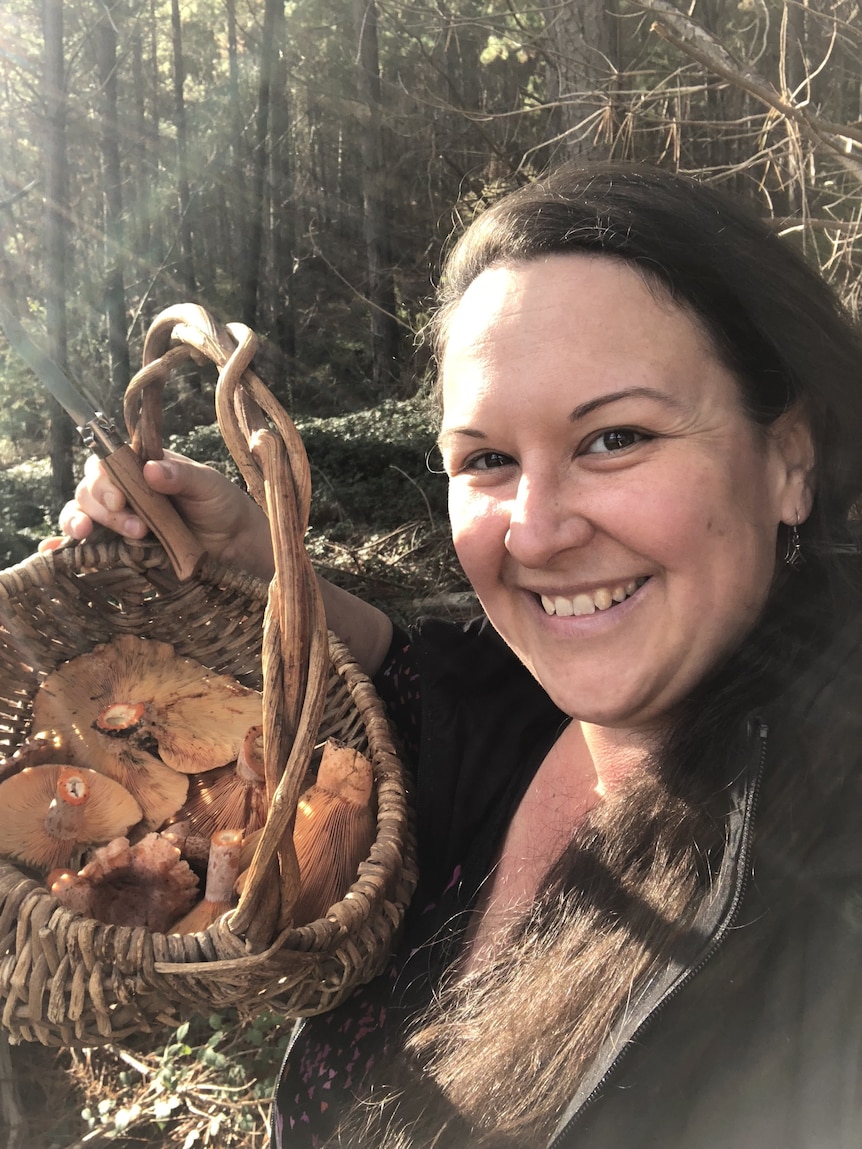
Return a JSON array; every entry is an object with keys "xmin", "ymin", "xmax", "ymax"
[
  {"xmin": 570, "ymin": 387, "xmax": 689, "ymax": 422},
  {"xmin": 437, "ymin": 387, "xmax": 689, "ymax": 448},
  {"xmin": 436, "ymin": 426, "xmax": 486, "ymax": 449}
]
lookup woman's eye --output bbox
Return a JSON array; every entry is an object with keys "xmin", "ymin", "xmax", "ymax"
[
  {"xmin": 463, "ymin": 450, "xmax": 514, "ymax": 472},
  {"xmin": 585, "ymin": 428, "xmax": 646, "ymax": 455}
]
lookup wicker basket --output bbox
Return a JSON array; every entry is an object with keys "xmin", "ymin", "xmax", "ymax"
[{"xmin": 0, "ymin": 305, "xmax": 417, "ymax": 1047}]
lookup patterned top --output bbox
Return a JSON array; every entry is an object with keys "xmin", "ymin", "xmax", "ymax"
[{"xmin": 271, "ymin": 616, "xmax": 566, "ymax": 1147}]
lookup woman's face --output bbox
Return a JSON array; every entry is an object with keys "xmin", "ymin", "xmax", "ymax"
[{"xmin": 438, "ymin": 255, "xmax": 812, "ymax": 733}]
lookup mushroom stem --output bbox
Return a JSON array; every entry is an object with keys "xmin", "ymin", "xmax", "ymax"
[
  {"xmin": 235, "ymin": 726, "xmax": 265, "ymax": 784},
  {"xmin": 170, "ymin": 829, "xmax": 244, "ymax": 934},
  {"xmin": 42, "ymin": 768, "xmax": 91, "ymax": 839},
  {"xmin": 94, "ymin": 701, "xmax": 147, "ymax": 736}
]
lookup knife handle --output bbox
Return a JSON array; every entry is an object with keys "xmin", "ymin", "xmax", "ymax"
[{"xmin": 101, "ymin": 444, "xmax": 205, "ymax": 581}]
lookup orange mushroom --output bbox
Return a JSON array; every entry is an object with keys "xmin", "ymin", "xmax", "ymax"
[
  {"xmin": 0, "ymin": 765, "xmax": 143, "ymax": 873},
  {"xmin": 50, "ymin": 832, "xmax": 199, "ymax": 932},
  {"xmin": 31, "ymin": 635, "xmax": 262, "ymax": 829},
  {"xmin": 170, "ymin": 828, "xmax": 244, "ymax": 934},
  {"xmin": 290, "ymin": 739, "xmax": 376, "ymax": 925},
  {"xmin": 176, "ymin": 725, "xmax": 269, "ymax": 840}
]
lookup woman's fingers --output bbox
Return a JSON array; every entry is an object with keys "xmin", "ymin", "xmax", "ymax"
[
  {"xmin": 53, "ymin": 449, "xmax": 273, "ymax": 581},
  {"xmin": 38, "ymin": 535, "xmax": 66, "ymax": 553},
  {"xmin": 64, "ymin": 470, "xmax": 147, "ymax": 540}
]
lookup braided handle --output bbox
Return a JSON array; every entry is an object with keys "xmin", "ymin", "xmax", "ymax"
[{"xmin": 125, "ymin": 304, "xmax": 328, "ymax": 945}]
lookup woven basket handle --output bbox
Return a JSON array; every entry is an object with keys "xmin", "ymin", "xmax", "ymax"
[{"xmin": 126, "ymin": 304, "xmax": 328, "ymax": 944}]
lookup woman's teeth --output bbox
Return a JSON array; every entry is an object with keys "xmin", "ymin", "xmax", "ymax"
[{"xmin": 540, "ymin": 578, "xmax": 646, "ymax": 617}]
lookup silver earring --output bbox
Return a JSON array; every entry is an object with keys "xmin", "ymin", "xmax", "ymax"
[{"xmin": 784, "ymin": 519, "xmax": 802, "ymax": 567}]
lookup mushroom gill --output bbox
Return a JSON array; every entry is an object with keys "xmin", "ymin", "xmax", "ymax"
[
  {"xmin": 177, "ymin": 725, "xmax": 268, "ymax": 840},
  {"xmin": 0, "ymin": 765, "xmax": 143, "ymax": 873},
  {"xmin": 290, "ymin": 739, "xmax": 376, "ymax": 925},
  {"xmin": 31, "ymin": 636, "xmax": 262, "ymax": 829}
]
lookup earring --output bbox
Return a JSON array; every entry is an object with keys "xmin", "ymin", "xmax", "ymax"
[
  {"xmin": 425, "ymin": 445, "xmax": 446, "ymax": 475},
  {"xmin": 784, "ymin": 517, "xmax": 803, "ymax": 568}
]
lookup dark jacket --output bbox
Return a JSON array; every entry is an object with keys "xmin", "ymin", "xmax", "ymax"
[
  {"xmin": 552, "ymin": 615, "xmax": 862, "ymax": 1149},
  {"xmin": 275, "ymin": 614, "xmax": 862, "ymax": 1148}
]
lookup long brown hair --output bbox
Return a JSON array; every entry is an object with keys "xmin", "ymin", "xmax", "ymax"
[{"xmin": 334, "ymin": 768, "xmax": 717, "ymax": 1147}]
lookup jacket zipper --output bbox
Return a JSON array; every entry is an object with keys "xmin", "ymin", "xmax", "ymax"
[{"xmin": 545, "ymin": 719, "xmax": 769, "ymax": 1149}]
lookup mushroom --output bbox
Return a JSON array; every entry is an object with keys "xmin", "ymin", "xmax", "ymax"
[
  {"xmin": 170, "ymin": 828, "xmax": 244, "ymax": 934},
  {"xmin": 0, "ymin": 731, "xmax": 65, "ymax": 783},
  {"xmin": 290, "ymin": 739, "xmax": 376, "ymax": 925},
  {"xmin": 176, "ymin": 725, "xmax": 269, "ymax": 840},
  {"xmin": 50, "ymin": 832, "xmax": 199, "ymax": 932},
  {"xmin": 0, "ymin": 765, "xmax": 143, "ymax": 873},
  {"xmin": 31, "ymin": 635, "xmax": 262, "ymax": 829}
]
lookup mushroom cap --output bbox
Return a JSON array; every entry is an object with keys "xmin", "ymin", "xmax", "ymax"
[
  {"xmin": 51, "ymin": 832, "xmax": 199, "ymax": 931},
  {"xmin": 33, "ymin": 635, "xmax": 262, "ymax": 772},
  {"xmin": 315, "ymin": 740, "xmax": 374, "ymax": 806},
  {"xmin": 0, "ymin": 765, "xmax": 143, "ymax": 872},
  {"xmin": 31, "ymin": 636, "xmax": 262, "ymax": 827}
]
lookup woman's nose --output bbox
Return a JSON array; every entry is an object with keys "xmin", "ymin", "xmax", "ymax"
[{"xmin": 503, "ymin": 471, "xmax": 594, "ymax": 568}]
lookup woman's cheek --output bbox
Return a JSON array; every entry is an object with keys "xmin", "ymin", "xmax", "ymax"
[{"xmin": 448, "ymin": 485, "xmax": 505, "ymax": 569}]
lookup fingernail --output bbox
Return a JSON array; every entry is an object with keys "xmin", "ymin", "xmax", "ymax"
[
  {"xmin": 104, "ymin": 490, "xmax": 123, "ymax": 512},
  {"xmin": 69, "ymin": 512, "xmax": 89, "ymax": 537},
  {"xmin": 122, "ymin": 516, "xmax": 144, "ymax": 536}
]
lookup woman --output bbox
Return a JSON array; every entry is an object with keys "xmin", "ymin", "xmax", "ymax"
[{"xmin": 61, "ymin": 163, "xmax": 862, "ymax": 1148}]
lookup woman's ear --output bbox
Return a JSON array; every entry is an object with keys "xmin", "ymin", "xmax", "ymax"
[{"xmin": 771, "ymin": 405, "xmax": 815, "ymax": 525}]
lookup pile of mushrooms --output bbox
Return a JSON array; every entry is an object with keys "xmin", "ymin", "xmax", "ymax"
[{"xmin": 0, "ymin": 635, "xmax": 376, "ymax": 932}]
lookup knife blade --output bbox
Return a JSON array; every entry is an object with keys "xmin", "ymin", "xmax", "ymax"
[{"xmin": 0, "ymin": 301, "xmax": 205, "ymax": 581}]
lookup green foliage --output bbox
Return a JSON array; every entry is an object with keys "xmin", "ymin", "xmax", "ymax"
[
  {"xmin": 0, "ymin": 458, "xmax": 55, "ymax": 568},
  {"xmin": 73, "ymin": 1010, "xmax": 293, "ymax": 1147},
  {"xmin": 168, "ymin": 395, "xmax": 448, "ymax": 535},
  {"xmin": 299, "ymin": 396, "xmax": 446, "ymax": 532},
  {"xmin": 165, "ymin": 395, "xmax": 468, "ymax": 626},
  {"xmin": 0, "ymin": 349, "xmax": 48, "ymax": 463}
]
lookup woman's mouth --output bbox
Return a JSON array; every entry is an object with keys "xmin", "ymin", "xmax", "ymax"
[{"xmin": 539, "ymin": 577, "xmax": 649, "ymax": 617}]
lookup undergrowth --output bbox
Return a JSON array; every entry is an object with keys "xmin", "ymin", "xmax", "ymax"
[{"xmin": 7, "ymin": 1011, "xmax": 294, "ymax": 1148}]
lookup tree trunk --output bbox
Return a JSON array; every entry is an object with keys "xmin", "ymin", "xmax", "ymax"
[
  {"xmin": 226, "ymin": 0, "xmax": 244, "ymax": 273},
  {"xmin": 542, "ymin": 0, "xmax": 616, "ymax": 161},
  {"xmin": 352, "ymin": 0, "xmax": 400, "ymax": 392},
  {"xmin": 268, "ymin": 0, "xmax": 295, "ymax": 364},
  {"xmin": 171, "ymin": 0, "xmax": 195, "ymax": 297},
  {"xmin": 96, "ymin": 2, "xmax": 131, "ymax": 408},
  {"xmin": 129, "ymin": 17, "xmax": 156, "ymax": 329},
  {"xmin": 42, "ymin": 0, "xmax": 74, "ymax": 509},
  {"xmin": 240, "ymin": 0, "xmax": 281, "ymax": 328}
]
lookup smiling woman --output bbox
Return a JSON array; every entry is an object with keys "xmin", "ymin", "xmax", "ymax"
[
  {"xmin": 60, "ymin": 162, "xmax": 862, "ymax": 1149},
  {"xmin": 438, "ymin": 255, "xmax": 812, "ymax": 733}
]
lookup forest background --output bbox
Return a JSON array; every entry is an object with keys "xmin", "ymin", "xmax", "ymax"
[{"xmin": 1, "ymin": 0, "xmax": 861, "ymax": 1145}]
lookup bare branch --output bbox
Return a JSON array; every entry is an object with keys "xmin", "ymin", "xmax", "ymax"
[
  {"xmin": 631, "ymin": 0, "xmax": 862, "ymax": 176},
  {"xmin": 0, "ymin": 180, "xmax": 38, "ymax": 213}
]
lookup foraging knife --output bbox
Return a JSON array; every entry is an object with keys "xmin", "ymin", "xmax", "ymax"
[{"xmin": 0, "ymin": 301, "xmax": 205, "ymax": 581}]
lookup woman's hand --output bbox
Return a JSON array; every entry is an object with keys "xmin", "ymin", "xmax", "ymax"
[
  {"xmin": 47, "ymin": 450, "xmax": 394, "ymax": 675},
  {"xmin": 53, "ymin": 451, "xmax": 276, "ymax": 582}
]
